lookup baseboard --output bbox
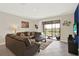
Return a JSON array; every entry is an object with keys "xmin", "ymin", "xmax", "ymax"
[
  {"xmin": 60, "ymin": 41, "xmax": 68, "ymax": 44},
  {"xmin": 0, "ymin": 42, "xmax": 5, "ymax": 45}
]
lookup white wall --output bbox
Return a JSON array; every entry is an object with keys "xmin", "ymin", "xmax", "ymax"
[
  {"xmin": 60, "ymin": 14, "xmax": 74, "ymax": 42},
  {"xmin": 37, "ymin": 13, "xmax": 74, "ymax": 43},
  {"xmin": 0, "ymin": 11, "xmax": 74, "ymax": 43},
  {"xmin": 0, "ymin": 12, "xmax": 36, "ymax": 43}
]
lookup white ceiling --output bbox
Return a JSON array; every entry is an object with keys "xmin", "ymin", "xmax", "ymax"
[{"xmin": 0, "ymin": 3, "xmax": 78, "ymax": 20}]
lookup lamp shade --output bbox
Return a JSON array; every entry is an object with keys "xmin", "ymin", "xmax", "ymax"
[{"xmin": 11, "ymin": 24, "xmax": 17, "ymax": 33}]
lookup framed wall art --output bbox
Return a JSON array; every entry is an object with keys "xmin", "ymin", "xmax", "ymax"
[{"xmin": 21, "ymin": 21, "xmax": 29, "ymax": 28}]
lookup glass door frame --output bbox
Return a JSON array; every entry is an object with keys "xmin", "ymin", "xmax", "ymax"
[{"xmin": 42, "ymin": 20, "xmax": 61, "ymax": 39}]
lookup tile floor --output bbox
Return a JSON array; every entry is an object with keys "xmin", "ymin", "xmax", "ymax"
[
  {"xmin": 0, "ymin": 41, "xmax": 75, "ymax": 56},
  {"xmin": 36, "ymin": 41, "xmax": 74, "ymax": 56}
]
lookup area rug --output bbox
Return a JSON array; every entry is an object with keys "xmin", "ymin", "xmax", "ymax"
[{"xmin": 40, "ymin": 40, "xmax": 53, "ymax": 50}]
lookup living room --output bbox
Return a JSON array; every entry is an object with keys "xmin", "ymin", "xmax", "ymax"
[{"xmin": 0, "ymin": 3, "xmax": 78, "ymax": 56}]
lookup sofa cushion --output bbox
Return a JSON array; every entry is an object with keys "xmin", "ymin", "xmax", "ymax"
[
  {"xmin": 25, "ymin": 38, "xmax": 32, "ymax": 46},
  {"xmin": 20, "ymin": 33, "xmax": 25, "ymax": 37},
  {"xmin": 17, "ymin": 32, "xmax": 30, "ymax": 36},
  {"xmin": 16, "ymin": 32, "xmax": 21, "ymax": 36}
]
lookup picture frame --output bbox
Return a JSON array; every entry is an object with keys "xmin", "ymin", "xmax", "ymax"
[{"xmin": 21, "ymin": 21, "xmax": 29, "ymax": 28}]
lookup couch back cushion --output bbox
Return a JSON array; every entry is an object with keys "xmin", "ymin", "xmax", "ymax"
[{"xmin": 17, "ymin": 32, "xmax": 28, "ymax": 36}]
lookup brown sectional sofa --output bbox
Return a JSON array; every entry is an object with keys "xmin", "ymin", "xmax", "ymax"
[{"xmin": 5, "ymin": 32, "xmax": 40, "ymax": 56}]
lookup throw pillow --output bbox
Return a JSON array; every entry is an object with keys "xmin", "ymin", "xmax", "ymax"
[{"xmin": 20, "ymin": 33, "xmax": 25, "ymax": 37}]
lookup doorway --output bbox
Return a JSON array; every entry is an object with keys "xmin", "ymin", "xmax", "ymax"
[{"xmin": 43, "ymin": 20, "xmax": 60, "ymax": 40}]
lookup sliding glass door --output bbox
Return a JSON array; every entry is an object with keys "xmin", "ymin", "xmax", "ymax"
[
  {"xmin": 43, "ymin": 20, "xmax": 60, "ymax": 40},
  {"xmin": 44, "ymin": 24, "xmax": 52, "ymax": 37},
  {"xmin": 52, "ymin": 23, "xmax": 60, "ymax": 39}
]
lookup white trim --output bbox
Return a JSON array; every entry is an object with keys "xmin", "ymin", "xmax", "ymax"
[{"xmin": 0, "ymin": 42, "xmax": 5, "ymax": 45}]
